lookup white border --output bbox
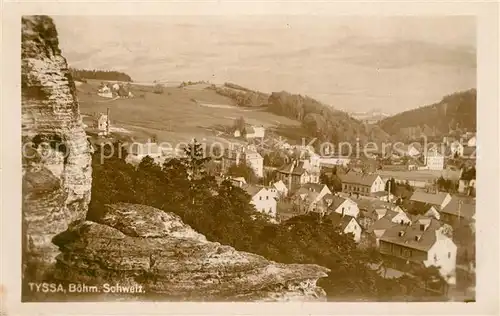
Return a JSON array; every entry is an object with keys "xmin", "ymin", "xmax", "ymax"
[{"xmin": 1, "ymin": 1, "xmax": 499, "ymax": 315}]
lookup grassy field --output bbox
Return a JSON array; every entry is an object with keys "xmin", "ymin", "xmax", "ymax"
[{"xmin": 76, "ymin": 80, "xmax": 299, "ymax": 145}]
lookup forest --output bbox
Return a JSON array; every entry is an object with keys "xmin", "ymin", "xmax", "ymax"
[
  {"xmin": 378, "ymin": 89, "xmax": 477, "ymax": 140},
  {"xmin": 86, "ymin": 141, "xmax": 448, "ymax": 301},
  {"xmin": 69, "ymin": 68, "xmax": 133, "ymax": 82}
]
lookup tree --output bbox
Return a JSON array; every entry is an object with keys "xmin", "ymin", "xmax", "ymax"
[
  {"xmin": 232, "ymin": 117, "xmax": 246, "ymax": 136},
  {"xmin": 227, "ymin": 162, "xmax": 258, "ymax": 184},
  {"xmin": 384, "ymin": 177, "xmax": 397, "ymax": 195}
]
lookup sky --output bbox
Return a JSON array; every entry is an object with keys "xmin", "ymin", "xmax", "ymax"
[{"xmin": 52, "ymin": 15, "xmax": 476, "ymax": 114}]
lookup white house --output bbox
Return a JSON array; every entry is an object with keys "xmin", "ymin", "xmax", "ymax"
[
  {"xmin": 339, "ymin": 172, "xmax": 386, "ymax": 197},
  {"xmin": 450, "ymin": 141, "xmax": 464, "ymax": 157},
  {"xmin": 424, "ymin": 149, "xmax": 445, "ymax": 171},
  {"xmin": 97, "ymin": 85, "xmax": 113, "ymax": 98},
  {"xmin": 233, "ymin": 129, "xmax": 241, "ymax": 138},
  {"xmin": 327, "ymin": 212, "xmax": 362, "ymax": 243},
  {"xmin": 379, "ymin": 216, "xmax": 457, "ymax": 284},
  {"xmin": 245, "ymin": 150, "xmax": 264, "ymax": 178},
  {"xmin": 97, "ymin": 113, "xmax": 109, "ymax": 132},
  {"xmin": 243, "ymin": 185, "xmax": 277, "ymax": 220},
  {"xmin": 246, "ymin": 126, "xmax": 265, "ymax": 139},
  {"xmin": 327, "ymin": 195, "xmax": 360, "ymax": 218},
  {"xmin": 272, "ymin": 180, "xmax": 289, "ymax": 198}
]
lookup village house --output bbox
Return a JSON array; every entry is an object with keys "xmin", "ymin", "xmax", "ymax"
[
  {"xmin": 229, "ymin": 176, "xmax": 247, "ymax": 188},
  {"xmin": 97, "ymin": 84, "xmax": 113, "ymax": 98},
  {"xmin": 339, "ymin": 172, "xmax": 386, "ymax": 197},
  {"xmin": 327, "ymin": 195, "xmax": 360, "ymax": 218},
  {"xmin": 439, "ymin": 197, "xmax": 476, "ymax": 227},
  {"xmin": 327, "ymin": 212, "xmax": 362, "ymax": 243},
  {"xmin": 271, "ymin": 180, "xmax": 289, "ymax": 198},
  {"xmin": 449, "ymin": 140, "xmax": 464, "ymax": 157},
  {"xmin": 245, "ymin": 150, "xmax": 264, "ymax": 178},
  {"xmin": 291, "ymin": 183, "xmax": 333, "ymax": 214},
  {"xmin": 276, "ymin": 160, "xmax": 312, "ymax": 192},
  {"xmin": 97, "ymin": 113, "xmax": 109, "ymax": 134},
  {"xmin": 423, "ymin": 148, "xmax": 445, "ymax": 171},
  {"xmin": 242, "ymin": 184, "xmax": 277, "ymax": 220},
  {"xmin": 378, "ymin": 216, "xmax": 457, "ymax": 284},
  {"xmin": 362, "ymin": 206, "xmax": 412, "ymax": 247},
  {"xmin": 245, "ymin": 126, "xmax": 265, "ymax": 139}
]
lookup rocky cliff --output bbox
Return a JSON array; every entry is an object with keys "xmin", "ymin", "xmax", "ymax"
[
  {"xmin": 53, "ymin": 203, "xmax": 330, "ymax": 301},
  {"xmin": 21, "ymin": 15, "xmax": 330, "ymax": 301},
  {"xmin": 22, "ymin": 15, "xmax": 93, "ymax": 267}
]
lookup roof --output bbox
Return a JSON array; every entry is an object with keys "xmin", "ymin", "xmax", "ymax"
[
  {"xmin": 352, "ymin": 197, "xmax": 392, "ymax": 212},
  {"xmin": 242, "ymin": 184, "xmax": 266, "ymax": 197},
  {"xmin": 327, "ymin": 213, "xmax": 355, "ymax": 231},
  {"xmin": 409, "ymin": 191, "xmax": 450, "ymax": 207},
  {"xmin": 371, "ymin": 191, "xmax": 392, "ymax": 198},
  {"xmin": 277, "ymin": 161, "xmax": 307, "ymax": 176},
  {"xmin": 338, "ymin": 172, "xmax": 380, "ymax": 186},
  {"xmin": 328, "ymin": 196, "xmax": 347, "ymax": 211},
  {"xmin": 380, "ymin": 215, "xmax": 443, "ymax": 252},
  {"xmin": 301, "ymin": 183, "xmax": 327, "ymax": 193},
  {"xmin": 462, "ymin": 146, "xmax": 476, "ymax": 158},
  {"xmin": 366, "ymin": 216, "xmax": 399, "ymax": 234},
  {"xmin": 440, "ymin": 197, "xmax": 475, "ymax": 220}
]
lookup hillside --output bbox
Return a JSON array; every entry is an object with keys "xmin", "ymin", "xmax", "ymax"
[
  {"xmin": 76, "ymin": 80, "xmax": 389, "ymax": 147},
  {"xmin": 379, "ymin": 89, "xmax": 476, "ymax": 139}
]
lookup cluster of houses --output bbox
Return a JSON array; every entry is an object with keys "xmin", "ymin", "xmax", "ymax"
[
  {"xmin": 97, "ymin": 82, "xmax": 134, "ymax": 99},
  {"xmin": 114, "ymin": 126, "xmax": 476, "ymax": 286}
]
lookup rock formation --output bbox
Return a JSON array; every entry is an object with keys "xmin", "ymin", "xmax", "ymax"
[
  {"xmin": 21, "ymin": 15, "xmax": 330, "ymax": 301},
  {"xmin": 53, "ymin": 203, "xmax": 330, "ymax": 301},
  {"xmin": 22, "ymin": 15, "xmax": 93, "ymax": 266}
]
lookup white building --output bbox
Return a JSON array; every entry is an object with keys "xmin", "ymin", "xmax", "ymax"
[
  {"xmin": 243, "ymin": 185, "xmax": 277, "ymax": 220},
  {"xmin": 424, "ymin": 149, "xmax": 445, "ymax": 171},
  {"xmin": 450, "ymin": 141, "xmax": 464, "ymax": 157},
  {"xmin": 327, "ymin": 212, "xmax": 362, "ymax": 243},
  {"xmin": 245, "ymin": 150, "xmax": 264, "ymax": 178},
  {"xmin": 272, "ymin": 180, "xmax": 289, "ymax": 198},
  {"xmin": 97, "ymin": 113, "xmax": 109, "ymax": 132},
  {"xmin": 327, "ymin": 195, "xmax": 360, "ymax": 218},
  {"xmin": 319, "ymin": 156, "xmax": 351, "ymax": 167},
  {"xmin": 246, "ymin": 126, "xmax": 265, "ymax": 139},
  {"xmin": 379, "ymin": 216, "xmax": 457, "ymax": 285}
]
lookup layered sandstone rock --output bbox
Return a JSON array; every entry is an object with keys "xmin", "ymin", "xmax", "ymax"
[
  {"xmin": 52, "ymin": 203, "xmax": 330, "ymax": 301},
  {"xmin": 22, "ymin": 15, "xmax": 92, "ymax": 265}
]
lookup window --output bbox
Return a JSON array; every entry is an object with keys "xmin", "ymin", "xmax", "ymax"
[
  {"xmin": 420, "ymin": 224, "xmax": 425, "ymax": 231},
  {"xmin": 448, "ymin": 252, "xmax": 451, "ymax": 259},
  {"xmin": 434, "ymin": 254, "xmax": 438, "ymax": 263},
  {"xmin": 266, "ymin": 196, "xmax": 269, "ymax": 200},
  {"xmin": 259, "ymin": 196, "xmax": 262, "ymax": 200}
]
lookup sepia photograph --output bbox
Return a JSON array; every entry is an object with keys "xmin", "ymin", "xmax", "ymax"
[{"xmin": 2, "ymin": 2, "xmax": 499, "ymax": 314}]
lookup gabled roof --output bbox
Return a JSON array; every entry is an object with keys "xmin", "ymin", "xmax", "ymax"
[
  {"xmin": 380, "ymin": 216, "xmax": 443, "ymax": 252},
  {"xmin": 440, "ymin": 197, "xmax": 475, "ymax": 220},
  {"xmin": 277, "ymin": 161, "xmax": 307, "ymax": 176},
  {"xmin": 409, "ymin": 191, "xmax": 450, "ymax": 207},
  {"xmin": 242, "ymin": 184, "xmax": 266, "ymax": 197},
  {"xmin": 462, "ymin": 146, "xmax": 476, "ymax": 157},
  {"xmin": 328, "ymin": 196, "xmax": 347, "ymax": 211},
  {"xmin": 366, "ymin": 216, "xmax": 398, "ymax": 234},
  {"xmin": 327, "ymin": 213, "xmax": 356, "ymax": 231},
  {"xmin": 301, "ymin": 183, "xmax": 328, "ymax": 193},
  {"xmin": 338, "ymin": 172, "xmax": 380, "ymax": 186}
]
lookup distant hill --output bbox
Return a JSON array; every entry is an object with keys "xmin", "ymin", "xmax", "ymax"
[
  {"xmin": 350, "ymin": 109, "xmax": 391, "ymax": 124},
  {"xmin": 378, "ymin": 89, "xmax": 476, "ymax": 140},
  {"xmin": 209, "ymin": 82, "xmax": 270, "ymax": 107},
  {"xmin": 266, "ymin": 91, "xmax": 390, "ymax": 145}
]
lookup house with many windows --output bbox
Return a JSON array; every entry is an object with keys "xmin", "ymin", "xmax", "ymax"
[
  {"xmin": 378, "ymin": 216, "xmax": 457, "ymax": 284},
  {"xmin": 339, "ymin": 172, "xmax": 386, "ymax": 197}
]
